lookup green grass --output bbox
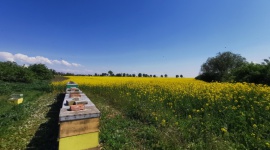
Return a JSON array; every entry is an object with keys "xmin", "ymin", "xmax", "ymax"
[
  {"xmin": 85, "ymin": 92, "xmax": 180, "ymax": 150},
  {"xmin": 0, "ymin": 81, "xmax": 60, "ymax": 150}
]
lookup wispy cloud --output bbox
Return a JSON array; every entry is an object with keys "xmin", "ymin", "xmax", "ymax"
[{"xmin": 0, "ymin": 52, "xmax": 81, "ymax": 67}]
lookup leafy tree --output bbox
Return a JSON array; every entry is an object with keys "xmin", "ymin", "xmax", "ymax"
[
  {"xmin": 232, "ymin": 58, "xmax": 270, "ymax": 85},
  {"xmin": 180, "ymin": 74, "xmax": 183, "ymax": 78},
  {"xmin": 196, "ymin": 51, "xmax": 247, "ymax": 82},
  {"xmin": 176, "ymin": 75, "xmax": 179, "ymax": 78},
  {"xmin": 164, "ymin": 74, "xmax": 168, "ymax": 77},
  {"xmin": 143, "ymin": 73, "xmax": 148, "ymax": 77},
  {"xmin": 115, "ymin": 73, "xmax": 122, "ymax": 77},
  {"xmin": 0, "ymin": 61, "xmax": 33, "ymax": 83},
  {"xmin": 160, "ymin": 75, "xmax": 163, "ymax": 77},
  {"xmin": 232, "ymin": 63, "xmax": 265, "ymax": 84},
  {"xmin": 28, "ymin": 64, "xmax": 53, "ymax": 80},
  {"xmin": 101, "ymin": 73, "xmax": 108, "ymax": 76},
  {"xmin": 108, "ymin": 70, "xmax": 113, "ymax": 76},
  {"xmin": 138, "ymin": 73, "xmax": 142, "ymax": 77}
]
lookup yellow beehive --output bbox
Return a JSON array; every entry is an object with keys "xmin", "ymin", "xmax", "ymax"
[
  {"xmin": 8, "ymin": 94, "xmax": 23, "ymax": 105},
  {"xmin": 59, "ymin": 131, "xmax": 99, "ymax": 150},
  {"xmin": 14, "ymin": 98, "xmax": 23, "ymax": 104}
]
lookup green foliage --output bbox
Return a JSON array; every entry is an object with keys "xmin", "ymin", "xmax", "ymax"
[
  {"xmin": 0, "ymin": 80, "xmax": 52, "ymax": 95},
  {"xmin": 108, "ymin": 70, "xmax": 114, "ymax": 76},
  {"xmin": 196, "ymin": 52, "xmax": 270, "ymax": 85},
  {"xmin": 0, "ymin": 61, "xmax": 34, "ymax": 83},
  {"xmin": 196, "ymin": 51, "xmax": 247, "ymax": 82},
  {"xmin": 232, "ymin": 59, "xmax": 270, "ymax": 85},
  {"xmin": 0, "ymin": 61, "xmax": 54, "ymax": 83},
  {"xmin": 28, "ymin": 64, "xmax": 53, "ymax": 80}
]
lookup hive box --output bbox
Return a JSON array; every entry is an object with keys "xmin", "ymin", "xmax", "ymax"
[
  {"xmin": 59, "ymin": 117, "xmax": 99, "ymax": 138},
  {"xmin": 9, "ymin": 94, "xmax": 23, "ymax": 104},
  {"xmin": 59, "ymin": 106, "xmax": 100, "ymax": 122},
  {"xmin": 59, "ymin": 132, "xmax": 99, "ymax": 150},
  {"xmin": 59, "ymin": 105, "xmax": 101, "ymax": 150},
  {"xmin": 66, "ymin": 82, "xmax": 78, "ymax": 89},
  {"xmin": 66, "ymin": 88, "xmax": 82, "ymax": 94}
]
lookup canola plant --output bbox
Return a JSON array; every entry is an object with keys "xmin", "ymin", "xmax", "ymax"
[{"xmin": 53, "ymin": 76, "xmax": 270, "ymax": 149}]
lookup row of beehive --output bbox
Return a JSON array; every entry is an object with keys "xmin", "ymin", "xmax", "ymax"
[{"xmin": 59, "ymin": 82, "xmax": 100, "ymax": 150}]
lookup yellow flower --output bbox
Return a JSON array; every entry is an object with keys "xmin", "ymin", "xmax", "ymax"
[
  {"xmin": 266, "ymin": 142, "xmax": 270, "ymax": 148},
  {"xmin": 221, "ymin": 127, "xmax": 227, "ymax": 133},
  {"xmin": 161, "ymin": 119, "xmax": 166, "ymax": 126}
]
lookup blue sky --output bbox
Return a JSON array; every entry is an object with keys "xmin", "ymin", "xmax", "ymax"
[{"xmin": 0, "ymin": 0, "xmax": 270, "ymax": 77}]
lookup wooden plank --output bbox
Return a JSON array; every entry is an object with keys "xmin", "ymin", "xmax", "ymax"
[
  {"xmin": 59, "ymin": 118, "xmax": 99, "ymax": 138},
  {"xmin": 59, "ymin": 132, "xmax": 99, "ymax": 150}
]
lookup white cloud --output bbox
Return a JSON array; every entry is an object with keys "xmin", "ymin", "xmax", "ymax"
[
  {"xmin": 0, "ymin": 52, "xmax": 15, "ymax": 61},
  {"xmin": 52, "ymin": 60, "xmax": 61, "ymax": 64},
  {"xmin": 71, "ymin": 63, "xmax": 81, "ymax": 67},
  {"xmin": 61, "ymin": 60, "xmax": 71, "ymax": 66},
  {"xmin": 56, "ymin": 68, "xmax": 94, "ymax": 74},
  {"xmin": 0, "ymin": 51, "xmax": 81, "ymax": 67}
]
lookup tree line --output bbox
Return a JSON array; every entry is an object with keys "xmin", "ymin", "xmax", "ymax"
[
  {"xmin": 94, "ymin": 71, "xmax": 184, "ymax": 78},
  {"xmin": 0, "ymin": 61, "xmax": 184, "ymax": 83},
  {"xmin": 0, "ymin": 61, "xmax": 54, "ymax": 83},
  {"xmin": 196, "ymin": 51, "xmax": 270, "ymax": 85}
]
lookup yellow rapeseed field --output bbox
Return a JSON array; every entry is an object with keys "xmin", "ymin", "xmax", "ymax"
[{"xmin": 53, "ymin": 76, "xmax": 270, "ymax": 149}]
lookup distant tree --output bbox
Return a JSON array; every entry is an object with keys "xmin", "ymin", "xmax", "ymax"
[
  {"xmin": 153, "ymin": 75, "xmax": 156, "ymax": 77},
  {"xmin": 196, "ymin": 51, "xmax": 247, "ymax": 82},
  {"xmin": 150, "ymin": 75, "xmax": 152, "ymax": 77},
  {"xmin": 176, "ymin": 75, "xmax": 179, "ymax": 78},
  {"xmin": 28, "ymin": 64, "xmax": 53, "ymax": 80},
  {"xmin": 132, "ymin": 74, "xmax": 136, "ymax": 77},
  {"xmin": 115, "ymin": 73, "xmax": 122, "ymax": 77},
  {"xmin": 94, "ymin": 73, "xmax": 98, "ymax": 76},
  {"xmin": 143, "ymin": 73, "xmax": 148, "ymax": 77},
  {"xmin": 108, "ymin": 70, "xmax": 114, "ymax": 76},
  {"xmin": 164, "ymin": 74, "xmax": 168, "ymax": 77},
  {"xmin": 180, "ymin": 74, "xmax": 183, "ymax": 78},
  {"xmin": 138, "ymin": 73, "xmax": 142, "ymax": 77},
  {"xmin": 65, "ymin": 72, "xmax": 75, "ymax": 76},
  {"xmin": 161, "ymin": 75, "xmax": 163, "ymax": 77},
  {"xmin": 101, "ymin": 73, "xmax": 108, "ymax": 76}
]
